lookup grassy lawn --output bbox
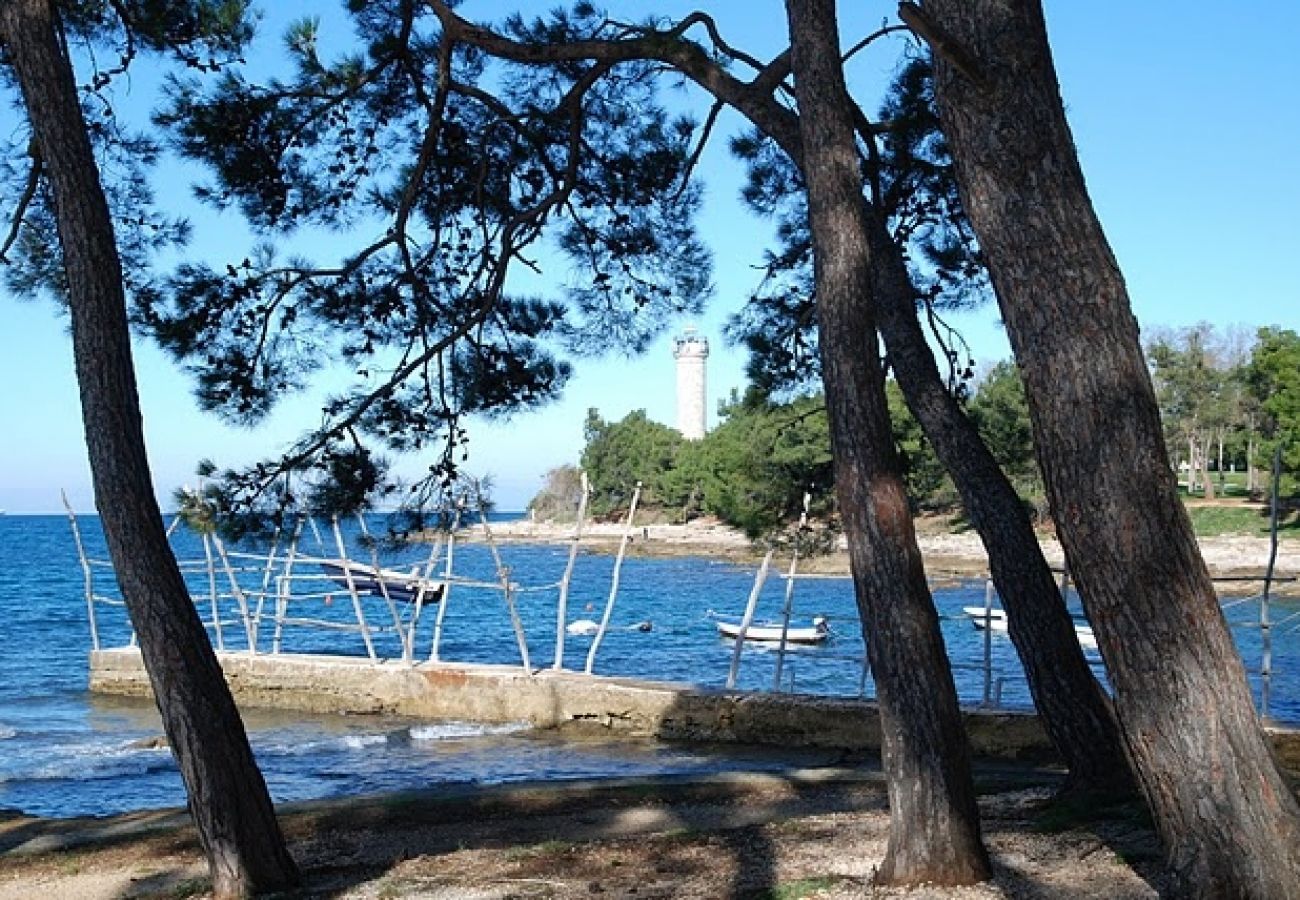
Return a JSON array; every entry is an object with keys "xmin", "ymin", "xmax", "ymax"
[{"xmin": 1185, "ymin": 503, "xmax": 1299, "ymax": 538}]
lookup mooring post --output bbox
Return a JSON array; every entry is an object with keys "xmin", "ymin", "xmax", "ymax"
[
  {"xmin": 773, "ymin": 493, "xmax": 811, "ymax": 692},
  {"xmin": 201, "ymin": 532, "xmax": 225, "ymax": 651},
  {"xmin": 212, "ymin": 534, "xmax": 255, "ymax": 651},
  {"xmin": 273, "ymin": 520, "xmax": 303, "ymax": 654},
  {"xmin": 478, "ymin": 499, "xmax": 532, "ymax": 673},
  {"xmin": 430, "ymin": 503, "xmax": 463, "ymax": 662},
  {"xmin": 585, "ymin": 482, "xmax": 641, "ymax": 675},
  {"xmin": 356, "ymin": 512, "xmax": 406, "ymax": 655},
  {"xmin": 726, "ymin": 549, "xmax": 775, "ymax": 690},
  {"xmin": 554, "ymin": 471, "xmax": 590, "ymax": 671},
  {"xmin": 62, "ymin": 490, "xmax": 99, "ymax": 652},
  {"xmin": 1262, "ymin": 443, "xmax": 1284, "ymax": 718},
  {"xmin": 982, "ymin": 578, "xmax": 996, "ymax": 706},
  {"xmin": 251, "ymin": 525, "xmax": 283, "ymax": 651},
  {"xmin": 331, "ymin": 517, "xmax": 377, "ymax": 660},
  {"xmin": 406, "ymin": 529, "xmax": 445, "ymax": 663}
]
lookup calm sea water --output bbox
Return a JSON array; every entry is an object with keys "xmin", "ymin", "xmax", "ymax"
[{"xmin": 0, "ymin": 513, "xmax": 1295, "ymax": 818}]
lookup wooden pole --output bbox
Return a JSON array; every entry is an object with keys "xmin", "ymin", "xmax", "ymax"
[
  {"xmin": 430, "ymin": 503, "xmax": 463, "ymax": 662},
  {"xmin": 1261, "ymin": 442, "xmax": 1284, "ymax": 718},
  {"xmin": 553, "ymin": 472, "xmax": 590, "ymax": 671},
  {"xmin": 726, "ymin": 549, "xmax": 775, "ymax": 690},
  {"xmin": 356, "ymin": 512, "xmax": 406, "ymax": 655},
  {"xmin": 62, "ymin": 490, "xmax": 99, "ymax": 651},
  {"xmin": 212, "ymin": 534, "xmax": 255, "ymax": 651},
  {"xmin": 250, "ymin": 525, "xmax": 284, "ymax": 651},
  {"xmin": 982, "ymin": 578, "xmax": 996, "ymax": 706},
  {"xmin": 477, "ymin": 498, "xmax": 531, "ymax": 673},
  {"xmin": 406, "ymin": 530, "xmax": 445, "ymax": 663},
  {"xmin": 773, "ymin": 493, "xmax": 811, "ymax": 691},
  {"xmin": 272, "ymin": 521, "xmax": 302, "ymax": 655},
  {"xmin": 585, "ymin": 482, "xmax": 641, "ymax": 675},
  {"xmin": 331, "ymin": 517, "xmax": 376, "ymax": 660},
  {"xmin": 201, "ymin": 532, "xmax": 225, "ymax": 651}
]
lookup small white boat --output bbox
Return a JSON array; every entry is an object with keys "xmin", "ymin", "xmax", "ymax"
[
  {"xmin": 319, "ymin": 560, "xmax": 444, "ymax": 605},
  {"xmin": 716, "ymin": 616, "xmax": 830, "ymax": 645},
  {"xmin": 565, "ymin": 618, "xmax": 600, "ymax": 636},
  {"xmin": 963, "ymin": 606, "xmax": 1097, "ymax": 649}
]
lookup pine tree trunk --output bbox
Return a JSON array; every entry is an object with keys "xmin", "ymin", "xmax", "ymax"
[
  {"xmin": 916, "ymin": 1, "xmax": 1300, "ymax": 895},
  {"xmin": 0, "ymin": 3, "xmax": 299, "ymax": 897},
  {"xmin": 1201, "ymin": 434, "xmax": 1216, "ymax": 500},
  {"xmin": 868, "ymin": 220, "xmax": 1131, "ymax": 795},
  {"xmin": 784, "ymin": 0, "xmax": 989, "ymax": 884},
  {"xmin": 1249, "ymin": 428, "xmax": 1258, "ymax": 493}
]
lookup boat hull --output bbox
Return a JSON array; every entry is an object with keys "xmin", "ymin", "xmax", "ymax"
[
  {"xmin": 715, "ymin": 621, "xmax": 829, "ymax": 645},
  {"xmin": 319, "ymin": 560, "xmax": 444, "ymax": 605}
]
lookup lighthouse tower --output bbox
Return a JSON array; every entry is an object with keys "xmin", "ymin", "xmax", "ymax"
[{"xmin": 673, "ymin": 327, "xmax": 709, "ymax": 440}]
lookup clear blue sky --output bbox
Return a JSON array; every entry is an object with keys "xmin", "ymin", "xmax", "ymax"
[{"xmin": 1, "ymin": 1, "xmax": 1296, "ymax": 514}]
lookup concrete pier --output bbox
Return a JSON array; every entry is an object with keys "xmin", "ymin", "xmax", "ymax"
[{"xmin": 89, "ymin": 648, "xmax": 1300, "ymax": 771}]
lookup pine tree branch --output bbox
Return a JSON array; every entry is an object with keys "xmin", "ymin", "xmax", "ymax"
[
  {"xmin": 897, "ymin": 2, "xmax": 990, "ymax": 93},
  {"xmin": 0, "ymin": 143, "xmax": 41, "ymax": 264}
]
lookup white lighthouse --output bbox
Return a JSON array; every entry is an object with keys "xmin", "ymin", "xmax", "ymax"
[{"xmin": 673, "ymin": 327, "xmax": 709, "ymax": 440}]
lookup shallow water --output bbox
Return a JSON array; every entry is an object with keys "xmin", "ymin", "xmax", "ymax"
[{"xmin": 0, "ymin": 514, "xmax": 1295, "ymax": 818}]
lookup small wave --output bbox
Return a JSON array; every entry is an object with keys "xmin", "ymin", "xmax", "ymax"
[
  {"xmin": 338, "ymin": 734, "xmax": 389, "ymax": 750},
  {"xmin": 409, "ymin": 721, "xmax": 530, "ymax": 742},
  {"xmin": 0, "ymin": 725, "xmax": 17, "ymax": 740}
]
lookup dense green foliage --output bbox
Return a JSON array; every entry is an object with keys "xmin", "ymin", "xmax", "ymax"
[
  {"xmin": 1247, "ymin": 327, "xmax": 1300, "ymax": 474},
  {"xmin": 573, "ymin": 375, "xmax": 1045, "ymax": 536},
  {"xmin": 578, "ymin": 391, "xmax": 832, "ymax": 536},
  {"xmin": 1148, "ymin": 323, "xmax": 1299, "ymax": 496},
  {"xmin": 573, "ymin": 324, "xmax": 1300, "ymax": 536},
  {"xmin": 966, "ymin": 359, "xmax": 1042, "ymax": 502}
]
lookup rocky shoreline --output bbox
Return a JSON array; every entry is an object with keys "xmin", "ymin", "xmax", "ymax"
[{"xmin": 471, "ymin": 516, "xmax": 1300, "ymax": 595}]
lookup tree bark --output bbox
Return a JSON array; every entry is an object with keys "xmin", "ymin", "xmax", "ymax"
[
  {"xmin": 0, "ymin": 3, "xmax": 299, "ymax": 897},
  {"xmin": 914, "ymin": 1, "xmax": 1300, "ymax": 895},
  {"xmin": 867, "ymin": 216, "xmax": 1131, "ymax": 795},
  {"xmin": 784, "ymin": 0, "xmax": 989, "ymax": 884}
]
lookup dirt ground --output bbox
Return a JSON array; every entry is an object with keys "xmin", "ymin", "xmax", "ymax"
[{"xmin": 0, "ymin": 766, "xmax": 1168, "ymax": 899}]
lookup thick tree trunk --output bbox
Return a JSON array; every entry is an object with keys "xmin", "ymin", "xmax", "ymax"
[
  {"xmin": 0, "ymin": 3, "xmax": 299, "ymax": 897},
  {"xmin": 867, "ymin": 218, "xmax": 1131, "ymax": 795},
  {"xmin": 915, "ymin": 0, "xmax": 1300, "ymax": 895},
  {"xmin": 784, "ymin": 0, "xmax": 989, "ymax": 884}
]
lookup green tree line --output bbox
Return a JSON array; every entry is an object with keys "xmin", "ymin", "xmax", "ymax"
[
  {"xmin": 549, "ymin": 324, "xmax": 1300, "ymax": 535},
  {"xmin": 1148, "ymin": 324, "xmax": 1300, "ymax": 496}
]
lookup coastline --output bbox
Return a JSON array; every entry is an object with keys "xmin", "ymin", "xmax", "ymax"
[{"xmin": 471, "ymin": 516, "xmax": 1300, "ymax": 595}]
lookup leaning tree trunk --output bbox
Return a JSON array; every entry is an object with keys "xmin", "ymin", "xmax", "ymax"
[
  {"xmin": 866, "ymin": 217, "xmax": 1131, "ymax": 796},
  {"xmin": 784, "ymin": 0, "xmax": 989, "ymax": 884},
  {"xmin": 0, "ymin": 3, "xmax": 299, "ymax": 897},
  {"xmin": 911, "ymin": 0, "xmax": 1300, "ymax": 895}
]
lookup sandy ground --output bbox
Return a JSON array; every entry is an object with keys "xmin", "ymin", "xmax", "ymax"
[
  {"xmin": 475, "ymin": 516, "xmax": 1300, "ymax": 592},
  {"xmin": 0, "ymin": 766, "xmax": 1168, "ymax": 900}
]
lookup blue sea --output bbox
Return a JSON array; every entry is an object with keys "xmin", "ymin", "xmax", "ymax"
[{"xmin": 1, "ymin": 513, "xmax": 1296, "ymax": 819}]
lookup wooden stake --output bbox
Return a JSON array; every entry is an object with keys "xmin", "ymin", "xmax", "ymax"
[
  {"xmin": 554, "ymin": 472, "xmax": 590, "ymax": 671},
  {"xmin": 726, "ymin": 549, "xmax": 775, "ymax": 690},
  {"xmin": 331, "ymin": 517, "xmax": 376, "ymax": 660},
  {"xmin": 585, "ymin": 482, "xmax": 641, "ymax": 675},
  {"xmin": 62, "ymin": 490, "xmax": 98, "ymax": 651}
]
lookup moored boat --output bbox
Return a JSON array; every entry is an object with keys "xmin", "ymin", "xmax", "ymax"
[
  {"xmin": 715, "ymin": 616, "xmax": 829, "ymax": 645},
  {"xmin": 319, "ymin": 559, "xmax": 444, "ymax": 604},
  {"xmin": 963, "ymin": 605, "xmax": 1097, "ymax": 649}
]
